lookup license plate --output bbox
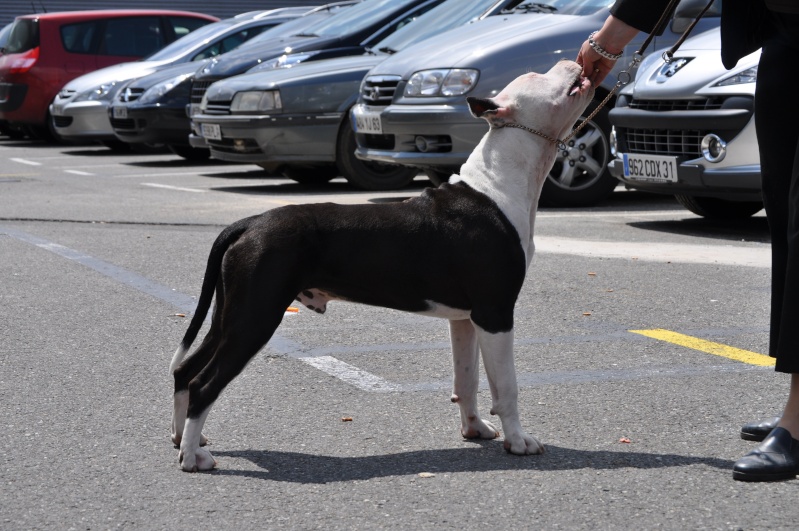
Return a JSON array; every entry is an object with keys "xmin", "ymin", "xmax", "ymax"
[
  {"xmin": 201, "ymin": 123, "xmax": 222, "ymax": 141},
  {"xmin": 189, "ymin": 104, "xmax": 201, "ymax": 117},
  {"xmin": 52, "ymin": 104, "xmax": 65, "ymax": 116},
  {"xmin": 622, "ymin": 153, "xmax": 678, "ymax": 182},
  {"xmin": 352, "ymin": 106, "xmax": 382, "ymax": 134},
  {"xmin": 112, "ymin": 106, "xmax": 127, "ymax": 119}
]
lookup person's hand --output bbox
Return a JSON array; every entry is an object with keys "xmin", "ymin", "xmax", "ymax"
[
  {"xmin": 576, "ymin": 15, "xmax": 639, "ymax": 87},
  {"xmin": 576, "ymin": 40, "xmax": 618, "ymax": 86}
]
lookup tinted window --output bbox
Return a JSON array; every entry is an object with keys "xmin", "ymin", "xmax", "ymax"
[
  {"xmin": 168, "ymin": 16, "xmax": 213, "ymax": 40},
  {"xmin": 5, "ymin": 19, "xmax": 39, "ymax": 54},
  {"xmin": 191, "ymin": 25, "xmax": 276, "ymax": 61},
  {"xmin": 305, "ymin": 0, "xmax": 423, "ymax": 38},
  {"xmin": 101, "ymin": 17, "xmax": 165, "ymax": 56},
  {"xmin": 61, "ymin": 20, "xmax": 98, "ymax": 54}
]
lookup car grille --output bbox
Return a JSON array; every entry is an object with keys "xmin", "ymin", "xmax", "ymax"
[
  {"xmin": 619, "ymin": 96, "xmax": 751, "ymax": 157},
  {"xmin": 360, "ymin": 75, "xmax": 401, "ymax": 105},
  {"xmin": 191, "ymin": 80, "xmax": 214, "ymax": 105},
  {"xmin": 110, "ymin": 118, "xmax": 137, "ymax": 131},
  {"xmin": 206, "ymin": 137, "xmax": 261, "ymax": 154},
  {"xmin": 203, "ymin": 101, "xmax": 232, "ymax": 115},
  {"xmin": 119, "ymin": 88, "xmax": 145, "ymax": 103},
  {"xmin": 628, "ymin": 97, "xmax": 725, "ymax": 111},
  {"xmin": 53, "ymin": 115, "xmax": 72, "ymax": 127}
]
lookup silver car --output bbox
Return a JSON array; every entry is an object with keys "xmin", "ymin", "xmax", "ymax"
[
  {"xmin": 351, "ymin": 0, "xmax": 721, "ymax": 205},
  {"xmin": 608, "ymin": 28, "xmax": 762, "ymax": 218},
  {"xmin": 49, "ymin": 7, "xmax": 310, "ymax": 146},
  {"xmin": 192, "ymin": 0, "xmax": 528, "ymax": 189}
]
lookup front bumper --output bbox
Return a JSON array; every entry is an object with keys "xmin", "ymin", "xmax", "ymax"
[
  {"xmin": 109, "ymin": 104, "xmax": 191, "ymax": 145},
  {"xmin": 192, "ymin": 112, "xmax": 343, "ymax": 164},
  {"xmin": 351, "ymin": 102, "xmax": 485, "ymax": 169},
  {"xmin": 51, "ymin": 100, "xmax": 115, "ymax": 141}
]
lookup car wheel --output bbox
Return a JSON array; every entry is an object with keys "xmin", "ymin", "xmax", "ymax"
[
  {"xmin": 336, "ymin": 118, "xmax": 417, "ymax": 191},
  {"xmin": 282, "ymin": 164, "xmax": 339, "ymax": 185},
  {"xmin": 168, "ymin": 144, "xmax": 211, "ymax": 161},
  {"xmin": 424, "ymin": 168, "xmax": 456, "ymax": 187},
  {"xmin": 674, "ymin": 195, "xmax": 764, "ymax": 219},
  {"xmin": 539, "ymin": 102, "xmax": 617, "ymax": 207}
]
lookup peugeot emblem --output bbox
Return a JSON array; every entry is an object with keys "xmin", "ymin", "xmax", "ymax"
[{"xmin": 655, "ymin": 58, "xmax": 692, "ymax": 83}]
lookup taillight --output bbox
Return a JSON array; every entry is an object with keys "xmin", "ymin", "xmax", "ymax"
[{"xmin": 8, "ymin": 47, "xmax": 39, "ymax": 74}]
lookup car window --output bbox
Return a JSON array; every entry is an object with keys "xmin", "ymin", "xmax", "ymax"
[
  {"xmin": 145, "ymin": 19, "xmax": 237, "ymax": 61},
  {"xmin": 0, "ymin": 23, "xmax": 14, "ymax": 52},
  {"xmin": 374, "ymin": 0, "xmax": 499, "ymax": 52},
  {"xmin": 61, "ymin": 20, "xmax": 98, "ymax": 54},
  {"xmin": 304, "ymin": 0, "xmax": 424, "ymax": 38},
  {"xmin": 167, "ymin": 16, "xmax": 213, "ymax": 40},
  {"xmin": 191, "ymin": 25, "xmax": 277, "ymax": 61},
  {"xmin": 101, "ymin": 17, "xmax": 165, "ymax": 56},
  {"xmin": 5, "ymin": 19, "xmax": 39, "ymax": 54},
  {"xmin": 235, "ymin": 13, "xmax": 332, "ymax": 49}
]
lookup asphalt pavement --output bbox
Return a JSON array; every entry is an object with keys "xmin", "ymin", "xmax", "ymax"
[{"xmin": 1, "ymin": 137, "xmax": 794, "ymax": 530}]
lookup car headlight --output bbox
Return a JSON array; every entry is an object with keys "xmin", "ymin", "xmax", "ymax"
[
  {"xmin": 713, "ymin": 66, "xmax": 758, "ymax": 87},
  {"xmin": 138, "ymin": 73, "xmax": 193, "ymax": 105},
  {"xmin": 250, "ymin": 52, "xmax": 319, "ymax": 72},
  {"xmin": 404, "ymin": 69, "xmax": 479, "ymax": 97},
  {"xmin": 73, "ymin": 82, "xmax": 118, "ymax": 103},
  {"xmin": 230, "ymin": 90, "xmax": 282, "ymax": 113}
]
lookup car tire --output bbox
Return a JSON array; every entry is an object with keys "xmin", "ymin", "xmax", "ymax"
[
  {"xmin": 674, "ymin": 195, "xmax": 764, "ymax": 219},
  {"xmin": 539, "ymin": 100, "xmax": 617, "ymax": 207},
  {"xmin": 168, "ymin": 144, "xmax": 211, "ymax": 161},
  {"xmin": 336, "ymin": 118, "xmax": 417, "ymax": 190},
  {"xmin": 282, "ymin": 164, "xmax": 338, "ymax": 185}
]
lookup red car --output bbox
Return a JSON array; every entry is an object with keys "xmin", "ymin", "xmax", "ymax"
[{"xmin": 0, "ymin": 10, "xmax": 218, "ymax": 139}]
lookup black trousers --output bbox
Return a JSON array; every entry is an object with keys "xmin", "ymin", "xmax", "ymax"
[{"xmin": 756, "ymin": 11, "xmax": 799, "ymax": 372}]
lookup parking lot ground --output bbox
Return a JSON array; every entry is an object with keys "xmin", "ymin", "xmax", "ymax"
[{"xmin": 1, "ymin": 140, "xmax": 796, "ymax": 530}]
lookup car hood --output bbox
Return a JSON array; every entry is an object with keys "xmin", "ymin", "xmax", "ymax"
[
  {"xmin": 364, "ymin": 13, "xmax": 586, "ymax": 77},
  {"xmin": 206, "ymin": 54, "xmax": 382, "ymax": 97},
  {"xmin": 61, "ymin": 60, "xmax": 172, "ymax": 93},
  {"xmin": 196, "ymin": 35, "xmax": 342, "ymax": 79},
  {"xmin": 125, "ymin": 61, "xmax": 208, "ymax": 90},
  {"xmin": 624, "ymin": 29, "xmax": 760, "ymax": 100}
]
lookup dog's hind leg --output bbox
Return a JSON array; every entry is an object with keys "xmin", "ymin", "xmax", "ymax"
[
  {"xmin": 473, "ymin": 323, "xmax": 544, "ymax": 455},
  {"xmin": 449, "ymin": 319, "xmax": 499, "ymax": 440},
  {"xmin": 171, "ymin": 330, "xmax": 219, "ymax": 447}
]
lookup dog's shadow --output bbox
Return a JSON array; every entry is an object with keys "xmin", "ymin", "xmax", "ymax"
[{"xmin": 210, "ymin": 442, "xmax": 733, "ymax": 483}]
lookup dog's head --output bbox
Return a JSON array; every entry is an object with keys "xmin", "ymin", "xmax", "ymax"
[{"xmin": 467, "ymin": 60, "xmax": 594, "ymax": 141}]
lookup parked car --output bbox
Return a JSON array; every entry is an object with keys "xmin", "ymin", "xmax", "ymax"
[
  {"xmin": 108, "ymin": 3, "xmax": 357, "ymax": 158},
  {"xmin": 50, "ymin": 7, "xmax": 310, "ymax": 147},
  {"xmin": 192, "ymin": 0, "xmax": 531, "ymax": 188},
  {"xmin": 607, "ymin": 28, "xmax": 762, "ymax": 218},
  {"xmin": 186, "ymin": 0, "xmax": 447, "ymax": 152},
  {"xmin": 0, "ymin": 10, "xmax": 218, "ymax": 140},
  {"xmin": 351, "ymin": 0, "xmax": 721, "ymax": 204}
]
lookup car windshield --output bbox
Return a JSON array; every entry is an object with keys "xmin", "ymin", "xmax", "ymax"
[
  {"xmin": 144, "ymin": 18, "xmax": 242, "ymax": 61},
  {"xmin": 301, "ymin": 0, "xmax": 423, "ymax": 38},
  {"xmin": 4, "ymin": 18, "xmax": 39, "ymax": 54},
  {"xmin": 232, "ymin": 12, "xmax": 334, "ymax": 50},
  {"xmin": 374, "ymin": 0, "xmax": 503, "ymax": 53},
  {"xmin": 540, "ymin": 0, "xmax": 614, "ymax": 16}
]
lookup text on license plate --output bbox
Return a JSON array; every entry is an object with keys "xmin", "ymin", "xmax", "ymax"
[
  {"xmin": 201, "ymin": 123, "xmax": 222, "ymax": 141},
  {"xmin": 622, "ymin": 153, "xmax": 678, "ymax": 182},
  {"xmin": 353, "ymin": 111, "xmax": 382, "ymax": 134},
  {"xmin": 112, "ymin": 106, "xmax": 127, "ymax": 119}
]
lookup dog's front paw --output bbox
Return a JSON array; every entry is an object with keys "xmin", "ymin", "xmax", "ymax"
[
  {"xmin": 178, "ymin": 446, "xmax": 217, "ymax": 472},
  {"xmin": 503, "ymin": 432, "xmax": 545, "ymax": 455},
  {"xmin": 461, "ymin": 417, "xmax": 500, "ymax": 440}
]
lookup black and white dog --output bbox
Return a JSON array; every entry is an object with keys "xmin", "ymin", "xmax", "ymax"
[{"xmin": 171, "ymin": 60, "xmax": 594, "ymax": 471}]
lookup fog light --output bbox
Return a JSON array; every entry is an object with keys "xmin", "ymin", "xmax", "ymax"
[
  {"xmin": 701, "ymin": 134, "xmax": 726, "ymax": 163},
  {"xmin": 609, "ymin": 126, "xmax": 618, "ymax": 158},
  {"xmin": 415, "ymin": 135, "xmax": 430, "ymax": 153},
  {"xmin": 233, "ymin": 139, "xmax": 247, "ymax": 152}
]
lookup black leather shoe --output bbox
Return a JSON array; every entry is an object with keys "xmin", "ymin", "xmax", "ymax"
[
  {"xmin": 733, "ymin": 427, "xmax": 799, "ymax": 482},
  {"xmin": 740, "ymin": 416, "xmax": 780, "ymax": 442}
]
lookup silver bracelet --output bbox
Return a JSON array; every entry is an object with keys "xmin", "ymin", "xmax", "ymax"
[{"xmin": 588, "ymin": 31, "xmax": 623, "ymax": 61}]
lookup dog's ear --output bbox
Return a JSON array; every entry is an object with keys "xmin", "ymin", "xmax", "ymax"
[{"xmin": 467, "ymin": 96, "xmax": 513, "ymax": 126}]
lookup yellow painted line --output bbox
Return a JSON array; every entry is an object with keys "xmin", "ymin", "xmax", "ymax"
[{"xmin": 629, "ymin": 328, "xmax": 775, "ymax": 367}]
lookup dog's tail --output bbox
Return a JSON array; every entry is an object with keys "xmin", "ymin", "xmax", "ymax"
[{"xmin": 169, "ymin": 217, "xmax": 252, "ymax": 374}]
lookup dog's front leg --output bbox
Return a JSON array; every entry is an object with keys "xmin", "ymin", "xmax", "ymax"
[
  {"xmin": 449, "ymin": 319, "xmax": 499, "ymax": 440},
  {"xmin": 473, "ymin": 323, "xmax": 544, "ymax": 455}
]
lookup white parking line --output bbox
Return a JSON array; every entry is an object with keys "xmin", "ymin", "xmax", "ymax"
[
  {"xmin": 10, "ymin": 158, "xmax": 41, "ymax": 166},
  {"xmin": 300, "ymin": 356, "xmax": 400, "ymax": 392},
  {"xmin": 141, "ymin": 182, "xmax": 206, "ymax": 193},
  {"xmin": 64, "ymin": 170, "xmax": 95, "ymax": 176}
]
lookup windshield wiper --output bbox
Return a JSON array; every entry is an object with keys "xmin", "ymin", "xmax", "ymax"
[
  {"xmin": 293, "ymin": 32, "xmax": 319, "ymax": 38},
  {"xmin": 377, "ymin": 46, "xmax": 398, "ymax": 55}
]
